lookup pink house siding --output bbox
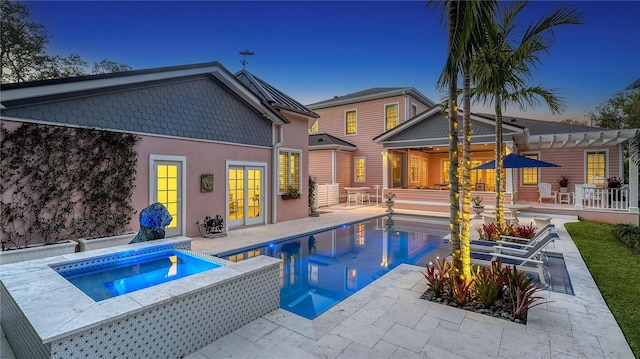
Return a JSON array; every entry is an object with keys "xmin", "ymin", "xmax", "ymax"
[
  {"xmin": 515, "ymin": 146, "xmax": 621, "ymax": 203},
  {"xmin": 277, "ymin": 111, "xmax": 311, "ymax": 222},
  {"xmin": 313, "ymin": 95, "xmax": 408, "ymax": 191},
  {"xmin": 336, "ymin": 151, "xmax": 352, "ymax": 199},
  {"xmin": 309, "ymin": 150, "xmax": 334, "ymax": 184},
  {"xmin": 135, "ymin": 135, "xmax": 273, "ymax": 237}
]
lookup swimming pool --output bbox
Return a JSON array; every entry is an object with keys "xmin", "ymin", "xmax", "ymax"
[
  {"xmin": 52, "ymin": 248, "xmax": 223, "ymax": 301},
  {"xmin": 219, "ymin": 215, "xmax": 449, "ymax": 319}
]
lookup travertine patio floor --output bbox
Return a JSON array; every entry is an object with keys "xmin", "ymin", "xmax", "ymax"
[
  {"xmin": 1, "ymin": 206, "xmax": 634, "ymax": 358},
  {"xmin": 185, "ymin": 207, "xmax": 634, "ymax": 359}
]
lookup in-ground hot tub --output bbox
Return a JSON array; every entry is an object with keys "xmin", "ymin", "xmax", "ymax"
[
  {"xmin": 0, "ymin": 237, "xmax": 281, "ymax": 359},
  {"xmin": 52, "ymin": 248, "xmax": 224, "ymax": 301}
]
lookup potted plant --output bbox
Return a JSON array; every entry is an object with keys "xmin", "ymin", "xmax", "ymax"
[
  {"xmin": 282, "ymin": 186, "xmax": 301, "ymax": 200},
  {"xmin": 607, "ymin": 176, "xmax": 624, "ymax": 203},
  {"xmin": 607, "ymin": 176, "xmax": 623, "ymax": 188},
  {"xmin": 471, "ymin": 195, "xmax": 484, "ymax": 219},
  {"xmin": 556, "ymin": 175, "xmax": 572, "ymax": 193},
  {"xmin": 197, "ymin": 215, "xmax": 226, "ymax": 238},
  {"xmin": 384, "ymin": 191, "xmax": 396, "ymax": 213}
]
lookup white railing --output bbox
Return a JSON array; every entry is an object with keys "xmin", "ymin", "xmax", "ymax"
[
  {"xmin": 575, "ymin": 185, "xmax": 629, "ymax": 211},
  {"xmin": 316, "ymin": 183, "xmax": 340, "ymax": 207}
]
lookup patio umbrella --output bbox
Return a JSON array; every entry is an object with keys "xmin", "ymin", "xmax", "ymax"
[{"xmin": 472, "ymin": 153, "xmax": 561, "ymax": 169}]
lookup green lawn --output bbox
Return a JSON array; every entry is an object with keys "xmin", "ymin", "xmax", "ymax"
[{"xmin": 564, "ymin": 221, "xmax": 640, "ymax": 358}]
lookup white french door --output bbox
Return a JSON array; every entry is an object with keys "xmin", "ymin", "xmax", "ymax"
[
  {"xmin": 150, "ymin": 158, "xmax": 184, "ymax": 237},
  {"xmin": 228, "ymin": 165, "xmax": 265, "ymax": 228}
]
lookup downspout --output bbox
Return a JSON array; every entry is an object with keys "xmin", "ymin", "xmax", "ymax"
[
  {"xmin": 272, "ymin": 125, "xmax": 284, "ymax": 224},
  {"xmin": 403, "ymin": 90, "xmax": 408, "ymax": 122}
]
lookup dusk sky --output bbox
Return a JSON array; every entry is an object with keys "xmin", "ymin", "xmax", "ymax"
[{"xmin": 25, "ymin": 1, "xmax": 640, "ymax": 123}]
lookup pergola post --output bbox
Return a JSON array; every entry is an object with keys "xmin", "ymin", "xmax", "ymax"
[{"xmin": 629, "ymin": 159, "xmax": 639, "ymax": 213}]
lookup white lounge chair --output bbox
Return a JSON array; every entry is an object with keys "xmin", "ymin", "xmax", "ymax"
[
  {"xmin": 470, "ymin": 223, "xmax": 556, "ymax": 253},
  {"xmin": 538, "ymin": 183, "xmax": 556, "ymax": 203},
  {"xmin": 469, "ymin": 231, "xmax": 559, "ymax": 285}
]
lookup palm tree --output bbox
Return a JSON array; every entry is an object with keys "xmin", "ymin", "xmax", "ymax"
[
  {"xmin": 431, "ymin": 0, "xmax": 495, "ymax": 282},
  {"xmin": 471, "ymin": 1, "xmax": 582, "ymax": 227}
]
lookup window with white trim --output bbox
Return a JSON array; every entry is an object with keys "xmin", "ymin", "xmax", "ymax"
[
  {"xmin": 410, "ymin": 156, "xmax": 419, "ymax": 182},
  {"xmin": 345, "ymin": 110, "xmax": 357, "ymax": 135},
  {"xmin": 308, "ymin": 120, "xmax": 318, "ymax": 133},
  {"xmin": 586, "ymin": 151, "xmax": 606, "ymax": 185},
  {"xmin": 385, "ymin": 104, "xmax": 399, "ymax": 131},
  {"xmin": 278, "ymin": 150, "xmax": 301, "ymax": 193},
  {"xmin": 410, "ymin": 104, "xmax": 417, "ymax": 117},
  {"xmin": 521, "ymin": 153, "xmax": 539, "ymax": 185},
  {"xmin": 355, "ymin": 157, "xmax": 365, "ymax": 182}
]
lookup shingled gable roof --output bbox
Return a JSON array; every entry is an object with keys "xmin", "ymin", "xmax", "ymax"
[
  {"xmin": 309, "ymin": 133, "xmax": 357, "ymax": 151},
  {"xmin": 235, "ymin": 70, "xmax": 319, "ymax": 118},
  {"xmin": 373, "ymin": 109, "xmax": 638, "ymax": 149},
  {"xmin": 1, "ymin": 61, "xmax": 287, "ymax": 125},
  {"xmin": 307, "ymin": 87, "xmax": 435, "ymax": 110},
  {"xmin": 0, "ymin": 62, "xmax": 298, "ymax": 147},
  {"xmin": 372, "ymin": 107, "xmax": 524, "ymax": 144}
]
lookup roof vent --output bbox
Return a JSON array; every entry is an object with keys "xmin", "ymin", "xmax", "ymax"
[
  {"xmin": 511, "ymin": 118, "xmax": 517, "ymax": 122},
  {"xmin": 318, "ymin": 138, "xmax": 323, "ymax": 142},
  {"xmin": 333, "ymin": 96, "xmax": 338, "ymax": 99}
]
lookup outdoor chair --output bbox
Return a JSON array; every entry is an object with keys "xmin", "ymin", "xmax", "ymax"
[
  {"xmin": 470, "ymin": 223, "xmax": 556, "ymax": 253},
  {"xmin": 538, "ymin": 183, "xmax": 557, "ymax": 203},
  {"xmin": 582, "ymin": 183, "xmax": 604, "ymax": 207},
  {"xmin": 468, "ymin": 231, "xmax": 559, "ymax": 286}
]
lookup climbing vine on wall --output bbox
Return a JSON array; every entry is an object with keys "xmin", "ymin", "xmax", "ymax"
[{"xmin": 1, "ymin": 123, "xmax": 140, "ymax": 250}]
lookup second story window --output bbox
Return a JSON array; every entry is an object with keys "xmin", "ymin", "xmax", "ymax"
[
  {"xmin": 309, "ymin": 120, "xmax": 318, "ymax": 133},
  {"xmin": 385, "ymin": 104, "xmax": 399, "ymax": 131},
  {"xmin": 411, "ymin": 104, "xmax": 417, "ymax": 117},
  {"xmin": 345, "ymin": 110, "xmax": 357, "ymax": 135}
]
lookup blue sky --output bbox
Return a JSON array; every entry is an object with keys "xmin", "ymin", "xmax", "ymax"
[{"xmin": 26, "ymin": 1, "xmax": 640, "ymax": 123}]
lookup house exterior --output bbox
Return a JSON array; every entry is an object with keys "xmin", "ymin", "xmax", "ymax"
[
  {"xmin": 307, "ymin": 88, "xmax": 435, "ymax": 202},
  {"xmin": 372, "ymin": 109, "xmax": 639, "ymax": 223},
  {"xmin": 0, "ymin": 62, "xmax": 318, "ymax": 241}
]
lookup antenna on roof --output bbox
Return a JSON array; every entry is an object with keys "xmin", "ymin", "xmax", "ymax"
[{"xmin": 239, "ymin": 50, "xmax": 254, "ymax": 69}]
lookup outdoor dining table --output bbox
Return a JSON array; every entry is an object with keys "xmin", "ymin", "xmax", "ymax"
[
  {"xmin": 504, "ymin": 204, "xmax": 532, "ymax": 225},
  {"xmin": 343, "ymin": 187, "xmax": 370, "ymax": 206}
]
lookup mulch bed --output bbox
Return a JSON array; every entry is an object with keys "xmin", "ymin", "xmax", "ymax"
[{"xmin": 420, "ymin": 287, "xmax": 527, "ymax": 324}]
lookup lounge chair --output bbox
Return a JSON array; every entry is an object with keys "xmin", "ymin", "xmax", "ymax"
[
  {"xmin": 470, "ymin": 223, "xmax": 555, "ymax": 253},
  {"xmin": 469, "ymin": 231, "xmax": 560, "ymax": 285}
]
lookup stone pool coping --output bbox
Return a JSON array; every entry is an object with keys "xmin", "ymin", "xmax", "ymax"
[{"xmin": 0, "ymin": 236, "xmax": 280, "ymax": 344}]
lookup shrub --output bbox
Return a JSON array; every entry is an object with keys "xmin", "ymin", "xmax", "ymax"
[
  {"xmin": 451, "ymin": 276, "xmax": 473, "ymax": 306},
  {"xmin": 473, "ymin": 259, "xmax": 509, "ymax": 308},
  {"xmin": 615, "ymin": 223, "xmax": 640, "ymax": 253},
  {"xmin": 477, "ymin": 223, "xmax": 500, "ymax": 241},
  {"xmin": 423, "ymin": 256, "xmax": 451, "ymax": 298},
  {"xmin": 505, "ymin": 267, "xmax": 546, "ymax": 320},
  {"xmin": 512, "ymin": 223, "xmax": 538, "ymax": 240}
]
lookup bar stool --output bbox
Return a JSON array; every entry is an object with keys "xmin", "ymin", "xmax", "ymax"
[
  {"xmin": 347, "ymin": 192, "xmax": 359, "ymax": 206},
  {"xmin": 361, "ymin": 192, "xmax": 371, "ymax": 205}
]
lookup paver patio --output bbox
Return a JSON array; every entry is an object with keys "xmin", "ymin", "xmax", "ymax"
[
  {"xmin": 0, "ymin": 206, "xmax": 634, "ymax": 358},
  {"xmin": 185, "ymin": 206, "xmax": 635, "ymax": 359}
]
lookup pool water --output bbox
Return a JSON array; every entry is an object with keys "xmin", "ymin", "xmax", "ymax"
[
  {"xmin": 220, "ymin": 215, "xmax": 448, "ymax": 319},
  {"xmin": 53, "ymin": 249, "xmax": 223, "ymax": 301}
]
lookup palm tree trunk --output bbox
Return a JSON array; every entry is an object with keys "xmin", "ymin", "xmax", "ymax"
[
  {"xmin": 460, "ymin": 69, "xmax": 472, "ymax": 281},
  {"xmin": 447, "ymin": 0, "xmax": 461, "ymax": 279},
  {"xmin": 494, "ymin": 94, "xmax": 505, "ymax": 228}
]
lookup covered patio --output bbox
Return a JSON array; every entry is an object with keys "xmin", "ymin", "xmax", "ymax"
[{"xmin": 373, "ymin": 110, "xmax": 639, "ymax": 223}]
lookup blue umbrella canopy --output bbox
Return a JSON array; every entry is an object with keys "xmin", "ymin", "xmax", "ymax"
[{"xmin": 473, "ymin": 153, "xmax": 561, "ymax": 170}]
